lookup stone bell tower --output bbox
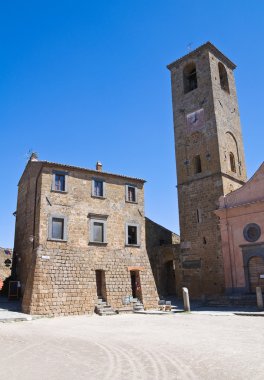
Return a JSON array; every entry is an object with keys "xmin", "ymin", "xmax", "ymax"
[{"xmin": 167, "ymin": 42, "xmax": 247, "ymax": 298}]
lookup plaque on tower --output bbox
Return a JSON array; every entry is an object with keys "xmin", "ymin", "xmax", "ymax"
[{"xmin": 186, "ymin": 108, "xmax": 205, "ymax": 134}]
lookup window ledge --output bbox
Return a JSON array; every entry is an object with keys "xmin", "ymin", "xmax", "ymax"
[
  {"xmin": 51, "ymin": 190, "xmax": 68, "ymax": 194},
  {"xmin": 91, "ymin": 195, "xmax": 106, "ymax": 200},
  {"xmin": 47, "ymin": 238, "xmax": 67, "ymax": 243},
  {"xmin": 184, "ymin": 87, "xmax": 198, "ymax": 96},
  {"xmin": 125, "ymin": 244, "xmax": 140, "ymax": 248},
  {"xmin": 89, "ymin": 241, "xmax": 108, "ymax": 246},
  {"xmin": 125, "ymin": 200, "xmax": 138, "ymax": 204}
]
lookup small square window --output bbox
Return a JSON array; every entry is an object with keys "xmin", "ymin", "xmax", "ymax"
[
  {"xmin": 48, "ymin": 215, "xmax": 67, "ymax": 241},
  {"xmin": 126, "ymin": 223, "xmax": 140, "ymax": 246},
  {"xmin": 93, "ymin": 180, "xmax": 104, "ymax": 197},
  {"xmin": 90, "ymin": 218, "xmax": 107, "ymax": 244},
  {"xmin": 52, "ymin": 171, "xmax": 67, "ymax": 192},
  {"xmin": 126, "ymin": 185, "xmax": 137, "ymax": 203}
]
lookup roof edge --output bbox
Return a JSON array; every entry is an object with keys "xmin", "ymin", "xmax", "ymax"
[
  {"xmin": 167, "ymin": 41, "xmax": 236, "ymax": 71},
  {"xmin": 36, "ymin": 160, "xmax": 146, "ymax": 183},
  {"xmin": 145, "ymin": 216, "xmax": 179, "ymax": 236}
]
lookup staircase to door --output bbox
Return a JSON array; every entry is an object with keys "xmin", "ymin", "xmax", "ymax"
[{"xmin": 95, "ymin": 298, "xmax": 116, "ymax": 316}]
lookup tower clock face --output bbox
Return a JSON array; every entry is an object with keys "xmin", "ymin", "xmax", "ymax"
[{"xmin": 186, "ymin": 108, "xmax": 205, "ymax": 133}]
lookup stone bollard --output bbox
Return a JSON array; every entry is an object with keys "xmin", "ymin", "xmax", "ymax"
[
  {"xmin": 182, "ymin": 287, "xmax": 191, "ymax": 312},
  {"xmin": 256, "ymin": 287, "xmax": 263, "ymax": 310}
]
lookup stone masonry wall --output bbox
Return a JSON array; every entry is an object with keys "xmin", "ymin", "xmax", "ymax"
[
  {"xmin": 18, "ymin": 161, "xmax": 158, "ymax": 316},
  {"xmin": 13, "ymin": 161, "xmax": 43, "ymax": 296},
  {"xmin": 168, "ymin": 43, "xmax": 247, "ymax": 298},
  {"xmin": 145, "ymin": 217, "xmax": 180, "ymax": 297}
]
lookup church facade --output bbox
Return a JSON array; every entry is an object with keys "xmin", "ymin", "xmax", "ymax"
[{"xmin": 215, "ymin": 163, "xmax": 264, "ymax": 295}]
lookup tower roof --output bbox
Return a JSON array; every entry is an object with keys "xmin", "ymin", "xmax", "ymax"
[{"xmin": 167, "ymin": 42, "xmax": 236, "ymax": 71}]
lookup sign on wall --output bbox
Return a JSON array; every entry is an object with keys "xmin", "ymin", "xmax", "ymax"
[{"xmin": 186, "ymin": 108, "xmax": 205, "ymax": 134}]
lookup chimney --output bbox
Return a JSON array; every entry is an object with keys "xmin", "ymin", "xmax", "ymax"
[
  {"xmin": 30, "ymin": 152, "xmax": 38, "ymax": 161},
  {"xmin": 96, "ymin": 161, "xmax": 102, "ymax": 172}
]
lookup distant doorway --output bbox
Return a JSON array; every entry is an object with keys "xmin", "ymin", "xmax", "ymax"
[
  {"xmin": 248, "ymin": 257, "xmax": 264, "ymax": 293},
  {"xmin": 130, "ymin": 271, "xmax": 142, "ymax": 301},
  {"xmin": 165, "ymin": 260, "xmax": 176, "ymax": 295},
  {"xmin": 95, "ymin": 270, "xmax": 107, "ymax": 300}
]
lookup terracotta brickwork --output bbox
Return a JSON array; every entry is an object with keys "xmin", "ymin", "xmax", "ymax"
[
  {"xmin": 167, "ymin": 42, "xmax": 247, "ymax": 298},
  {"xmin": 14, "ymin": 158, "xmax": 158, "ymax": 316}
]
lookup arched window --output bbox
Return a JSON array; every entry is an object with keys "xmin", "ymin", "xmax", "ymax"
[
  {"xmin": 229, "ymin": 152, "xmax": 236, "ymax": 173},
  {"xmin": 183, "ymin": 63, "xmax": 197, "ymax": 93},
  {"xmin": 218, "ymin": 62, "xmax": 229, "ymax": 93},
  {"xmin": 194, "ymin": 155, "xmax": 202, "ymax": 174}
]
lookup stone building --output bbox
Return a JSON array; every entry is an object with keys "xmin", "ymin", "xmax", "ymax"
[
  {"xmin": 145, "ymin": 217, "xmax": 180, "ymax": 298},
  {"xmin": 0, "ymin": 248, "xmax": 12, "ymax": 291},
  {"xmin": 167, "ymin": 42, "xmax": 247, "ymax": 298},
  {"xmin": 13, "ymin": 154, "xmax": 158, "ymax": 316},
  {"xmin": 215, "ymin": 163, "xmax": 264, "ymax": 295}
]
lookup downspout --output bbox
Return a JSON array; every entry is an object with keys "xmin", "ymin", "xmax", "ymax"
[
  {"xmin": 224, "ymin": 196, "xmax": 235, "ymax": 292},
  {"xmin": 33, "ymin": 164, "xmax": 43, "ymax": 250}
]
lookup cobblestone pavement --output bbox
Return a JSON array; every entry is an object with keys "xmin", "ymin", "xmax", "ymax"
[{"xmin": 0, "ymin": 313, "xmax": 263, "ymax": 380}]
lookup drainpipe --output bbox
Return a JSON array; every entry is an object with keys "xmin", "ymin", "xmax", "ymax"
[
  {"xmin": 32, "ymin": 163, "xmax": 43, "ymax": 250},
  {"xmin": 224, "ymin": 196, "xmax": 235, "ymax": 293}
]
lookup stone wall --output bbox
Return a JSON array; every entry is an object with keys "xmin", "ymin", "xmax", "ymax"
[
  {"xmin": 145, "ymin": 218, "xmax": 180, "ymax": 297},
  {"xmin": 167, "ymin": 43, "xmax": 247, "ymax": 298},
  {"xmin": 15, "ymin": 160, "xmax": 159, "ymax": 316},
  {"xmin": 0, "ymin": 248, "xmax": 12, "ymax": 290}
]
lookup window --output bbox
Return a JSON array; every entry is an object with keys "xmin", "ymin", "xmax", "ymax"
[
  {"xmin": 183, "ymin": 62, "xmax": 197, "ymax": 93},
  {"xmin": 126, "ymin": 223, "xmax": 140, "ymax": 246},
  {"xmin": 89, "ymin": 214, "xmax": 107, "ymax": 244},
  {"xmin": 196, "ymin": 209, "xmax": 202, "ymax": 223},
  {"xmin": 92, "ymin": 179, "xmax": 105, "ymax": 197},
  {"xmin": 126, "ymin": 185, "xmax": 137, "ymax": 203},
  {"xmin": 48, "ymin": 215, "xmax": 67, "ymax": 241},
  {"xmin": 243, "ymin": 223, "xmax": 261, "ymax": 243},
  {"xmin": 229, "ymin": 152, "xmax": 236, "ymax": 173},
  {"xmin": 93, "ymin": 222, "xmax": 104, "ymax": 242},
  {"xmin": 218, "ymin": 62, "xmax": 230, "ymax": 93},
  {"xmin": 52, "ymin": 171, "xmax": 68, "ymax": 192},
  {"xmin": 194, "ymin": 155, "xmax": 202, "ymax": 174}
]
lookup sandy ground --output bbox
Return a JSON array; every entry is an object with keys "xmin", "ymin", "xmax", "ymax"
[{"xmin": 0, "ymin": 313, "xmax": 263, "ymax": 380}]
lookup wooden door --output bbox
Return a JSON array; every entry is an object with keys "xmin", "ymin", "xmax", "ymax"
[
  {"xmin": 96, "ymin": 270, "xmax": 102, "ymax": 297},
  {"xmin": 130, "ymin": 271, "xmax": 142, "ymax": 301},
  {"xmin": 248, "ymin": 257, "xmax": 264, "ymax": 293}
]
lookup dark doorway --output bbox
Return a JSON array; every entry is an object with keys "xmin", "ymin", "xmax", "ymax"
[
  {"xmin": 95, "ymin": 270, "xmax": 107, "ymax": 300},
  {"xmin": 130, "ymin": 271, "xmax": 142, "ymax": 301},
  {"xmin": 248, "ymin": 257, "xmax": 264, "ymax": 293},
  {"xmin": 165, "ymin": 260, "xmax": 176, "ymax": 295}
]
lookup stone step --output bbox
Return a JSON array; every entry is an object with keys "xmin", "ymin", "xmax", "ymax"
[
  {"xmin": 98, "ymin": 311, "xmax": 116, "ymax": 316},
  {"xmin": 116, "ymin": 307, "xmax": 133, "ymax": 314},
  {"xmin": 133, "ymin": 302, "xmax": 144, "ymax": 312},
  {"xmin": 95, "ymin": 300, "xmax": 117, "ymax": 316},
  {"xmin": 96, "ymin": 303, "xmax": 109, "ymax": 309}
]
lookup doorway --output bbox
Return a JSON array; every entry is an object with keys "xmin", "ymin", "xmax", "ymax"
[
  {"xmin": 130, "ymin": 271, "xmax": 142, "ymax": 301},
  {"xmin": 165, "ymin": 260, "xmax": 176, "ymax": 295},
  {"xmin": 95, "ymin": 270, "xmax": 107, "ymax": 300},
  {"xmin": 248, "ymin": 257, "xmax": 264, "ymax": 293}
]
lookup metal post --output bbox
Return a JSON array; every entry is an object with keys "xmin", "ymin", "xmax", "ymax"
[
  {"xmin": 256, "ymin": 287, "xmax": 263, "ymax": 310},
  {"xmin": 182, "ymin": 287, "xmax": 191, "ymax": 312}
]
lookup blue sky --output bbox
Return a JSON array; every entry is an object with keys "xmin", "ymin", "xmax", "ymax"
[{"xmin": 1, "ymin": 1, "xmax": 264, "ymax": 247}]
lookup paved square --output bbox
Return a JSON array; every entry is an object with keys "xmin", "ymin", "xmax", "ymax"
[{"xmin": 0, "ymin": 313, "xmax": 263, "ymax": 379}]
